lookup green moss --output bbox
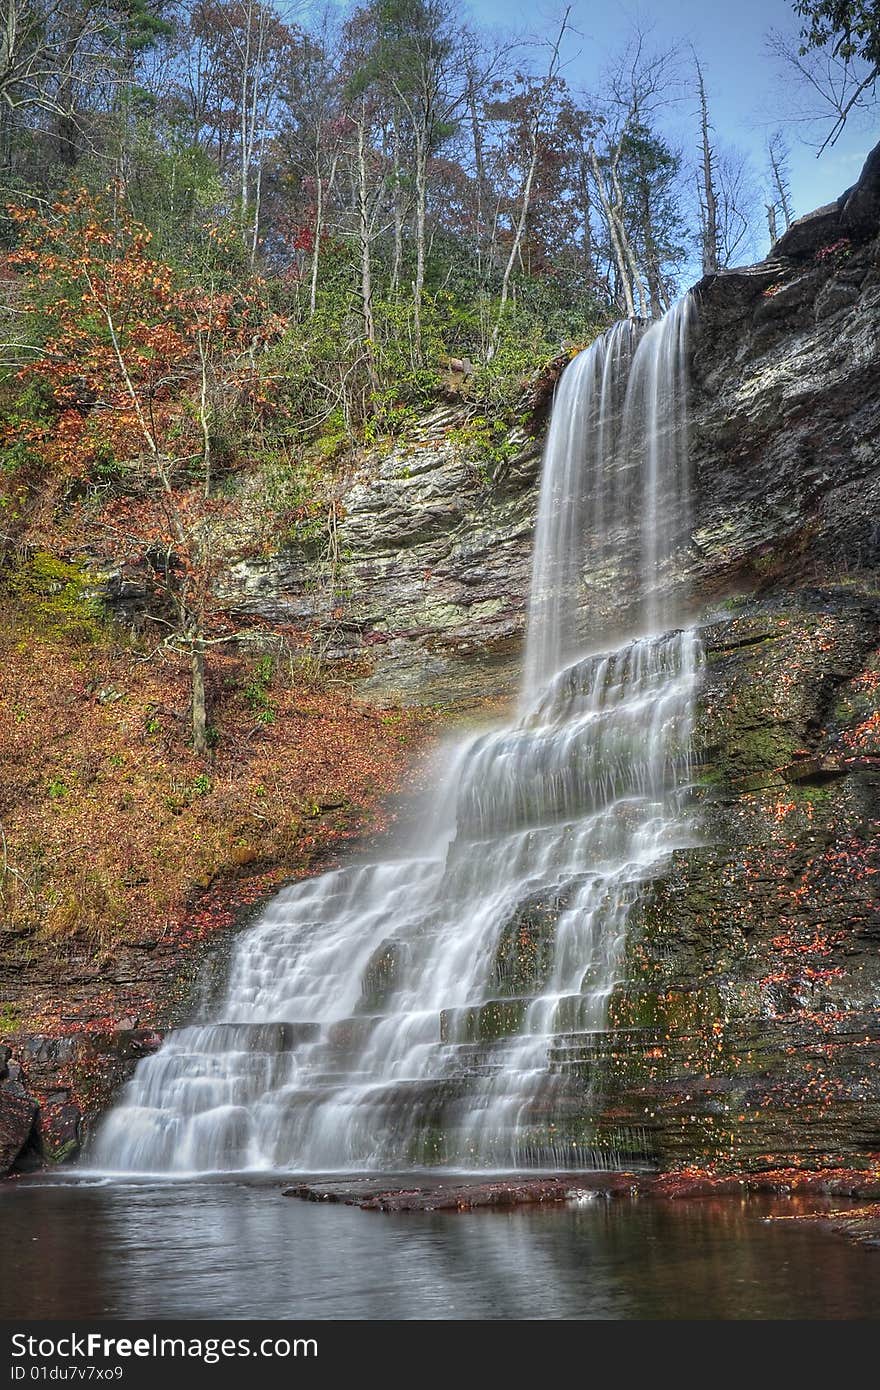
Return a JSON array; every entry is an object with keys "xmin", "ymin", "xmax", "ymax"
[
  {"xmin": 359, "ymin": 939, "xmax": 405, "ymax": 1012},
  {"xmin": 493, "ymin": 907, "xmax": 556, "ymax": 996},
  {"xmin": 47, "ymin": 1138, "xmax": 79, "ymax": 1165},
  {"xmin": 732, "ymin": 722, "xmax": 798, "ymax": 771},
  {"xmin": 694, "ymin": 763, "xmax": 726, "ymax": 787},
  {"xmin": 0, "ymin": 1003, "xmax": 21, "ymax": 1036},
  {"xmin": 10, "ymin": 551, "xmax": 105, "ymax": 644},
  {"xmin": 440, "ymin": 998, "xmax": 528, "ymax": 1044},
  {"xmin": 789, "ymin": 780, "xmax": 834, "ymax": 807},
  {"xmin": 405, "ymin": 1126, "xmax": 448, "ymax": 1166},
  {"xmin": 608, "ymin": 985, "xmax": 723, "ymax": 1035}
]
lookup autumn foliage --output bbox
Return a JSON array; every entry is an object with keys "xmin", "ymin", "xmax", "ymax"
[
  {"xmin": 5, "ymin": 189, "xmax": 285, "ymax": 485},
  {"xmin": 0, "ymin": 186, "xmax": 447, "ymax": 1018},
  {"xmin": 2, "ymin": 189, "xmax": 294, "ymax": 753}
]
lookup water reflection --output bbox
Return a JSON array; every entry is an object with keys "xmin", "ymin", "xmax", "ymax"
[{"xmin": 2, "ymin": 1181, "xmax": 879, "ymax": 1320}]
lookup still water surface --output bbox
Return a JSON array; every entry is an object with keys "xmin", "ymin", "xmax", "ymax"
[{"xmin": 3, "ymin": 1177, "xmax": 880, "ymax": 1319}]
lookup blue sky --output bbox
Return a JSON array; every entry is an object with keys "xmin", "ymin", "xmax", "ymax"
[{"xmin": 466, "ymin": 0, "xmax": 878, "ymax": 254}]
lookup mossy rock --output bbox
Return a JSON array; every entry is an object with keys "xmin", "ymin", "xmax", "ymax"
[
  {"xmin": 359, "ymin": 939, "xmax": 407, "ymax": 1012},
  {"xmin": 698, "ymin": 609, "xmax": 871, "ymax": 784},
  {"xmin": 492, "ymin": 894, "xmax": 559, "ymax": 996},
  {"xmin": 608, "ymin": 985, "xmax": 724, "ymax": 1035},
  {"xmin": 10, "ymin": 551, "xmax": 105, "ymax": 644},
  {"xmin": 440, "ymin": 998, "xmax": 528, "ymax": 1044}
]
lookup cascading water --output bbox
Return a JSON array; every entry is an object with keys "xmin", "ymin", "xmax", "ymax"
[{"xmin": 94, "ymin": 296, "xmax": 701, "ymax": 1174}]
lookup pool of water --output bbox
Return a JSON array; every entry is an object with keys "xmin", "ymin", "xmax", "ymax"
[{"xmin": 2, "ymin": 1176, "xmax": 879, "ymax": 1320}]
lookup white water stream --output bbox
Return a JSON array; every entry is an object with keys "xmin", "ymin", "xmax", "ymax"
[{"xmin": 94, "ymin": 298, "xmax": 700, "ymax": 1173}]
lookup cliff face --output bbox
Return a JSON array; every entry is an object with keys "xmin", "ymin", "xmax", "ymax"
[
  {"xmin": 220, "ymin": 146, "xmax": 880, "ymax": 708},
  {"xmin": 595, "ymin": 148, "xmax": 880, "ymax": 1173},
  {"xmin": 574, "ymin": 596, "xmax": 880, "ymax": 1172},
  {"xmin": 690, "ymin": 142, "xmax": 880, "ymax": 598},
  {"xmin": 524, "ymin": 151, "xmax": 880, "ymax": 1173},
  {"xmin": 221, "ymin": 409, "xmax": 543, "ymax": 704},
  {"xmin": 504, "ymin": 147, "xmax": 880, "ymax": 1173}
]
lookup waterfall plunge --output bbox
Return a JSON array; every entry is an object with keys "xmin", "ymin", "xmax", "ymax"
[{"xmin": 94, "ymin": 297, "xmax": 700, "ymax": 1174}]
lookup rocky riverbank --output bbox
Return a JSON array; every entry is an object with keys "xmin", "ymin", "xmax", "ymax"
[
  {"xmin": 284, "ymin": 1170, "xmax": 880, "ymax": 1254},
  {"xmin": 286, "ymin": 1167, "xmax": 880, "ymax": 1212}
]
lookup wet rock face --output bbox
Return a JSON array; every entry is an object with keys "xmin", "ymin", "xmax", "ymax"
[
  {"xmin": 1, "ymin": 1045, "xmax": 38, "ymax": 1176},
  {"xmin": 359, "ymin": 940, "xmax": 408, "ymax": 1012},
  {"xmin": 689, "ymin": 149, "xmax": 880, "ymax": 599},
  {"xmin": 575, "ymin": 592, "xmax": 880, "ymax": 1173},
  {"xmin": 492, "ymin": 888, "xmax": 562, "ymax": 997},
  {"xmin": 0, "ymin": 1030, "xmax": 163, "ymax": 1172},
  {"xmin": 222, "ymin": 410, "xmax": 542, "ymax": 704}
]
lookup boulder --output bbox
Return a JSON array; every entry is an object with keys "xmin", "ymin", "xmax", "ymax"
[{"xmin": 1, "ymin": 1046, "xmax": 38, "ymax": 1175}]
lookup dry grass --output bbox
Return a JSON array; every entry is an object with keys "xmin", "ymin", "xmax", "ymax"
[{"xmin": 0, "ymin": 602, "xmax": 439, "ymax": 950}]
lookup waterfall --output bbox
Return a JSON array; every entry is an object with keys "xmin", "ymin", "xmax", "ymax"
[{"xmin": 93, "ymin": 297, "xmax": 700, "ymax": 1174}]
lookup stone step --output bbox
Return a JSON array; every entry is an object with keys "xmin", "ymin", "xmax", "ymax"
[
  {"xmin": 171, "ymin": 1022, "xmax": 320, "ymax": 1055},
  {"xmin": 440, "ymin": 994, "xmax": 604, "ymax": 1044},
  {"xmin": 259, "ymin": 1074, "xmax": 473, "ymax": 1113}
]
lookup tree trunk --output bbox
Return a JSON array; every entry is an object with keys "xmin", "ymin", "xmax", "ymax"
[
  {"xmin": 488, "ymin": 118, "xmax": 539, "ymax": 359},
  {"xmin": 198, "ymin": 328, "xmax": 212, "ymax": 497},
  {"xmin": 391, "ymin": 121, "xmax": 404, "ymax": 294},
  {"xmin": 356, "ymin": 119, "xmax": 378, "ymax": 390},
  {"xmin": 696, "ymin": 59, "xmax": 719, "ymax": 276},
  {"xmin": 249, "ymin": 123, "xmax": 266, "ymax": 268},
  {"xmin": 191, "ymin": 639, "xmax": 208, "ymax": 757},
  {"xmin": 310, "ymin": 151, "xmax": 338, "ymax": 317},
  {"xmin": 413, "ymin": 130, "xmax": 427, "ymax": 359},
  {"xmin": 310, "ymin": 153, "xmax": 324, "ymax": 317},
  {"xmin": 489, "ymin": 12, "xmax": 571, "ymax": 359},
  {"xmin": 55, "ymin": 22, "xmax": 87, "ymax": 168},
  {"xmin": 609, "ymin": 155, "xmax": 647, "ymax": 317},
  {"xmin": 577, "ymin": 155, "xmax": 594, "ymax": 291},
  {"xmin": 240, "ymin": 3, "xmax": 252, "ymax": 229},
  {"xmin": 637, "ymin": 168, "xmax": 663, "ymax": 316},
  {"xmin": 590, "ymin": 145, "xmax": 636, "ymax": 317},
  {"xmin": 768, "ymin": 137, "xmax": 793, "ymax": 230},
  {"xmin": 469, "ymin": 86, "xmax": 486, "ymax": 275}
]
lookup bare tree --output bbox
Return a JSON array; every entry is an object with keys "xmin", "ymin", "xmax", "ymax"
[
  {"xmin": 350, "ymin": 99, "xmax": 385, "ymax": 388},
  {"xmin": 488, "ymin": 9, "xmax": 572, "ymax": 357},
  {"xmin": 767, "ymin": 129, "xmax": 794, "ymax": 229},
  {"xmin": 693, "ymin": 53, "xmax": 719, "ymax": 275},
  {"xmin": 361, "ymin": 0, "xmax": 480, "ymax": 358},
  {"xmin": 587, "ymin": 34, "xmax": 682, "ymax": 317},
  {"xmin": 277, "ymin": 20, "xmax": 346, "ymax": 316},
  {"xmin": 588, "ymin": 141, "xmax": 639, "ymax": 315},
  {"xmin": 0, "ymin": 1, "xmax": 120, "ymax": 176},
  {"xmin": 715, "ymin": 148, "xmax": 761, "ymax": 266},
  {"xmin": 768, "ymin": 22, "xmax": 878, "ymax": 153},
  {"xmin": 184, "ymin": 1, "xmax": 300, "ymax": 262}
]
